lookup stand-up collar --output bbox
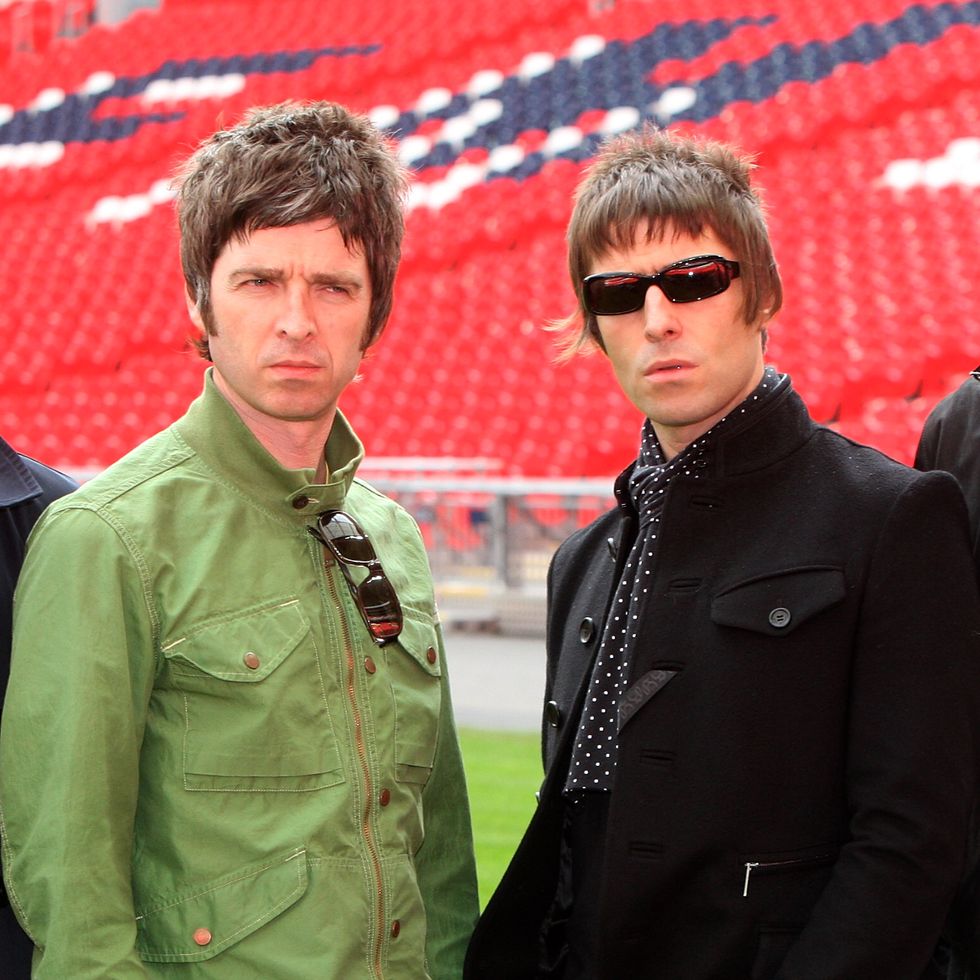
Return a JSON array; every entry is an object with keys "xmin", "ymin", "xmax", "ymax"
[
  {"xmin": 711, "ymin": 375, "xmax": 814, "ymax": 477},
  {"xmin": 173, "ymin": 368, "xmax": 364, "ymax": 521},
  {"xmin": 614, "ymin": 372, "xmax": 816, "ymax": 505},
  {"xmin": 0, "ymin": 435, "xmax": 42, "ymax": 507}
]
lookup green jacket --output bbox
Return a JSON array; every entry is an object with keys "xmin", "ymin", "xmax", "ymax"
[{"xmin": 0, "ymin": 372, "xmax": 478, "ymax": 978}]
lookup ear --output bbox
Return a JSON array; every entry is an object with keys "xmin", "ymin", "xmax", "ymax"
[{"xmin": 185, "ymin": 287, "xmax": 205, "ymax": 331}]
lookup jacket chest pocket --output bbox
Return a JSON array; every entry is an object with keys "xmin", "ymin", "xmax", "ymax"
[
  {"xmin": 711, "ymin": 565, "xmax": 846, "ymax": 636},
  {"xmin": 383, "ymin": 610, "xmax": 443, "ymax": 785},
  {"xmin": 162, "ymin": 599, "xmax": 344, "ymax": 792}
]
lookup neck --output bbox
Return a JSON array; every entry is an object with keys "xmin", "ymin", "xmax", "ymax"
[
  {"xmin": 657, "ymin": 431, "xmax": 692, "ymax": 463},
  {"xmin": 654, "ymin": 362, "xmax": 768, "ymax": 462},
  {"xmin": 247, "ymin": 419, "xmax": 331, "ymax": 480},
  {"xmin": 213, "ymin": 377, "xmax": 332, "ymax": 479}
]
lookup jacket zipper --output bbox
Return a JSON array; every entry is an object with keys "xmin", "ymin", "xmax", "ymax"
[
  {"xmin": 742, "ymin": 852, "xmax": 836, "ymax": 897},
  {"xmin": 325, "ymin": 554, "xmax": 386, "ymax": 979}
]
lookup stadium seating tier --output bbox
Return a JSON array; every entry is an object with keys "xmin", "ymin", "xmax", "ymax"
[{"xmin": 1, "ymin": 0, "xmax": 979, "ymax": 476}]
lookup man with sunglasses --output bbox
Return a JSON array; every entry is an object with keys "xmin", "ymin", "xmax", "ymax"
[
  {"xmin": 466, "ymin": 128, "xmax": 980, "ymax": 980},
  {"xmin": 0, "ymin": 102, "xmax": 477, "ymax": 979}
]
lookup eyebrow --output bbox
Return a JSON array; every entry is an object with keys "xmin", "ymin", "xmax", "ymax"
[
  {"xmin": 227, "ymin": 265, "xmax": 283, "ymax": 284},
  {"xmin": 309, "ymin": 272, "xmax": 365, "ymax": 290},
  {"xmin": 226, "ymin": 267, "xmax": 366, "ymax": 290}
]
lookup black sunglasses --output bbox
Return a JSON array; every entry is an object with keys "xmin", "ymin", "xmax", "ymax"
[
  {"xmin": 309, "ymin": 510, "xmax": 403, "ymax": 645},
  {"xmin": 583, "ymin": 254, "xmax": 741, "ymax": 316}
]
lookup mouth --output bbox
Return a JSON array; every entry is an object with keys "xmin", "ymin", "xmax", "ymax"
[
  {"xmin": 645, "ymin": 360, "xmax": 695, "ymax": 377},
  {"xmin": 269, "ymin": 361, "xmax": 323, "ymax": 372}
]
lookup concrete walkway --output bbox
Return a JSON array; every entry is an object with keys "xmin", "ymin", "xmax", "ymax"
[{"xmin": 443, "ymin": 630, "xmax": 545, "ymax": 731}]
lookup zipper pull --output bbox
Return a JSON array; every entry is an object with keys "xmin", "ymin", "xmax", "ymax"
[{"xmin": 743, "ymin": 862, "xmax": 759, "ymax": 897}]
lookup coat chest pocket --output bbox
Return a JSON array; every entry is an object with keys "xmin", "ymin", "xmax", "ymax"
[
  {"xmin": 162, "ymin": 599, "xmax": 344, "ymax": 792},
  {"xmin": 711, "ymin": 566, "xmax": 846, "ymax": 636},
  {"xmin": 384, "ymin": 610, "xmax": 443, "ymax": 784}
]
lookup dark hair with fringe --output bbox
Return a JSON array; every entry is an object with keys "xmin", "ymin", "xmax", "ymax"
[
  {"xmin": 554, "ymin": 126, "xmax": 782, "ymax": 358},
  {"xmin": 174, "ymin": 101, "xmax": 408, "ymax": 359}
]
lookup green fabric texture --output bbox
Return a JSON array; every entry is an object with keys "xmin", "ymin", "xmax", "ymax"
[{"xmin": 0, "ymin": 370, "xmax": 478, "ymax": 978}]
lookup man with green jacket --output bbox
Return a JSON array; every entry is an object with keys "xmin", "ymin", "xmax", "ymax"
[{"xmin": 0, "ymin": 101, "xmax": 478, "ymax": 979}]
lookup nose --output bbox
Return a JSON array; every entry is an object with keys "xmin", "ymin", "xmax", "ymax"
[
  {"xmin": 642, "ymin": 284, "xmax": 681, "ymax": 342},
  {"xmin": 276, "ymin": 286, "xmax": 316, "ymax": 339}
]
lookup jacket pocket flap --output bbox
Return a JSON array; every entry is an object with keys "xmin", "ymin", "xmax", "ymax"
[
  {"xmin": 711, "ymin": 566, "xmax": 845, "ymax": 635},
  {"xmin": 162, "ymin": 599, "xmax": 309, "ymax": 681},
  {"xmin": 136, "ymin": 847, "xmax": 308, "ymax": 963},
  {"xmin": 394, "ymin": 610, "xmax": 441, "ymax": 677}
]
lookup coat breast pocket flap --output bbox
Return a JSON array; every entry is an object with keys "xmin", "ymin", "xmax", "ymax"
[
  {"xmin": 136, "ymin": 846, "xmax": 308, "ymax": 963},
  {"xmin": 711, "ymin": 566, "xmax": 846, "ymax": 636},
  {"xmin": 163, "ymin": 598, "xmax": 309, "ymax": 683}
]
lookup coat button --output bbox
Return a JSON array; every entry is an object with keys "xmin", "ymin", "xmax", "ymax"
[
  {"xmin": 545, "ymin": 700, "xmax": 562, "ymax": 728},
  {"xmin": 390, "ymin": 919, "xmax": 401, "ymax": 938},
  {"xmin": 379, "ymin": 788, "xmax": 391, "ymax": 807},
  {"xmin": 768, "ymin": 607, "xmax": 791, "ymax": 629},
  {"xmin": 243, "ymin": 652, "xmax": 260, "ymax": 670},
  {"xmin": 193, "ymin": 928, "xmax": 212, "ymax": 946},
  {"xmin": 292, "ymin": 495, "xmax": 311, "ymax": 509},
  {"xmin": 364, "ymin": 656, "xmax": 377, "ymax": 674},
  {"xmin": 578, "ymin": 618, "xmax": 595, "ymax": 644},
  {"xmin": 426, "ymin": 647, "xmax": 437, "ymax": 665}
]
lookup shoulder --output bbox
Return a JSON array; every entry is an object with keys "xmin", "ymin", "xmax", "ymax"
[
  {"xmin": 916, "ymin": 371, "xmax": 980, "ymax": 465},
  {"xmin": 347, "ymin": 476, "xmax": 431, "ymax": 554},
  {"xmin": 48, "ymin": 428, "xmax": 191, "ymax": 515},
  {"xmin": 0, "ymin": 433, "xmax": 76, "ymax": 507},
  {"xmin": 807, "ymin": 425, "xmax": 928, "ymax": 495},
  {"xmin": 349, "ymin": 476, "xmax": 421, "ymax": 535},
  {"xmin": 929, "ymin": 370, "xmax": 980, "ymax": 423},
  {"xmin": 25, "ymin": 428, "xmax": 194, "ymax": 563},
  {"xmin": 16, "ymin": 455, "xmax": 78, "ymax": 505},
  {"xmin": 800, "ymin": 428, "xmax": 970, "ymax": 540}
]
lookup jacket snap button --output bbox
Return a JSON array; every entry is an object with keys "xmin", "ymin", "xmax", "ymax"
[
  {"xmin": 426, "ymin": 647, "xmax": 437, "ymax": 664},
  {"xmin": 768, "ymin": 607, "xmax": 791, "ymax": 629},
  {"xmin": 379, "ymin": 788, "xmax": 391, "ymax": 807},
  {"xmin": 390, "ymin": 919, "xmax": 401, "ymax": 938},
  {"xmin": 545, "ymin": 700, "xmax": 562, "ymax": 728},
  {"xmin": 364, "ymin": 656, "xmax": 377, "ymax": 674},
  {"xmin": 193, "ymin": 928, "xmax": 212, "ymax": 947},
  {"xmin": 578, "ymin": 618, "xmax": 594, "ymax": 644},
  {"xmin": 243, "ymin": 652, "xmax": 260, "ymax": 670},
  {"xmin": 292, "ymin": 495, "xmax": 310, "ymax": 509}
]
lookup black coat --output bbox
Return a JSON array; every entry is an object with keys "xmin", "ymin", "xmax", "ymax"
[
  {"xmin": 915, "ymin": 368, "xmax": 980, "ymax": 576},
  {"xmin": 0, "ymin": 437, "xmax": 76, "ymax": 976},
  {"xmin": 467, "ymin": 383, "xmax": 980, "ymax": 980}
]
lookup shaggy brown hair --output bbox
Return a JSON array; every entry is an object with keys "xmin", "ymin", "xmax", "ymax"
[
  {"xmin": 174, "ymin": 101, "xmax": 408, "ymax": 359},
  {"xmin": 557, "ymin": 126, "xmax": 782, "ymax": 356}
]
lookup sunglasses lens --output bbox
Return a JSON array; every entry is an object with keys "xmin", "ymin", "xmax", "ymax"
[
  {"xmin": 331, "ymin": 534, "xmax": 377, "ymax": 564},
  {"xmin": 585, "ymin": 274, "xmax": 647, "ymax": 316},
  {"xmin": 318, "ymin": 513, "xmax": 379, "ymax": 564},
  {"xmin": 660, "ymin": 260, "xmax": 732, "ymax": 303},
  {"xmin": 358, "ymin": 574, "xmax": 402, "ymax": 639}
]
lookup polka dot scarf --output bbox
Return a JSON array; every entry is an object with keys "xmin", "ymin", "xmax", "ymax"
[{"xmin": 564, "ymin": 367, "xmax": 785, "ymax": 794}]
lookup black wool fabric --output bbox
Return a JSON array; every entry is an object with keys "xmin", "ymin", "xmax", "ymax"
[{"xmin": 564, "ymin": 366, "xmax": 785, "ymax": 794}]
